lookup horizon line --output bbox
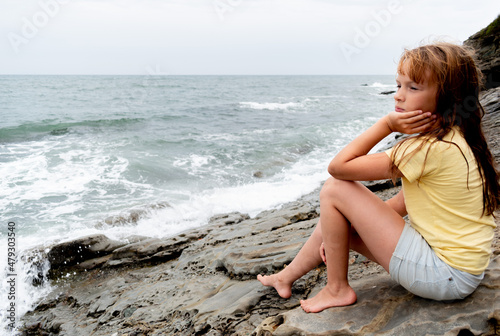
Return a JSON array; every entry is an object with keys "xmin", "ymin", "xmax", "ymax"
[{"xmin": 0, "ymin": 73, "xmax": 395, "ymax": 76}]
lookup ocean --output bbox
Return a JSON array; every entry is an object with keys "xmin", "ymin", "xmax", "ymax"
[{"xmin": 0, "ymin": 75, "xmax": 396, "ymax": 332}]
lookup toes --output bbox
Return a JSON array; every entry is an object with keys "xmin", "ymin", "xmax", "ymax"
[{"xmin": 300, "ymin": 300, "xmax": 310, "ymax": 313}]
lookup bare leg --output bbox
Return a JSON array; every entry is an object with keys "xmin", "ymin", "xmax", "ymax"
[
  {"xmin": 300, "ymin": 178, "xmax": 405, "ymax": 313},
  {"xmin": 257, "ymin": 220, "xmax": 323, "ymax": 298},
  {"xmin": 349, "ymin": 229, "xmax": 378, "ymax": 263},
  {"xmin": 258, "ymin": 181, "xmax": 403, "ymax": 300},
  {"xmin": 321, "ymin": 229, "xmax": 378, "ymax": 266},
  {"xmin": 257, "ymin": 221, "xmax": 378, "ymax": 298},
  {"xmin": 300, "ymin": 180, "xmax": 357, "ymax": 312}
]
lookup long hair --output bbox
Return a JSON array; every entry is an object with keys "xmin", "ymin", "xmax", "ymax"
[{"xmin": 390, "ymin": 42, "xmax": 500, "ymax": 216}]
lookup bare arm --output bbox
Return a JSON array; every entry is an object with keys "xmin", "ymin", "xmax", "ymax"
[
  {"xmin": 328, "ymin": 117, "xmax": 394, "ymax": 181},
  {"xmin": 329, "ymin": 111, "xmax": 435, "ymax": 181}
]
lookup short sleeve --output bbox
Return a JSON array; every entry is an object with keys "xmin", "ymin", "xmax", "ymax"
[{"xmin": 385, "ymin": 138, "xmax": 441, "ymax": 183}]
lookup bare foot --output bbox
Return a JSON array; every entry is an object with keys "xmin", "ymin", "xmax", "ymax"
[
  {"xmin": 257, "ymin": 273, "xmax": 293, "ymax": 299},
  {"xmin": 300, "ymin": 285, "xmax": 357, "ymax": 313}
]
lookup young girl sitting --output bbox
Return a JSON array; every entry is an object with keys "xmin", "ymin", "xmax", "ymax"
[{"xmin": 257, "ymin": 42, "xmax": 500, "ymax": 313}]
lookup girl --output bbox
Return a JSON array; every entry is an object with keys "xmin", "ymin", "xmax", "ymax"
[{"xmin": 257, "ymin": 42, "xmax": 500, "ymax": 313}]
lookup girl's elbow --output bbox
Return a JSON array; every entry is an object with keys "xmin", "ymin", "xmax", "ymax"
[{"xmin": 328, "ymin": 162, "xmax": 342, "ymax": 178}]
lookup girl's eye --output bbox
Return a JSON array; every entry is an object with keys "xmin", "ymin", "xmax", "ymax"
[
  {"xmin": 410, "ymin": 86, "xmax": 418, "ymax": 90},
  {"xmin": 396, "ymin": 84, "xmax": 401, "ymax": 89}
]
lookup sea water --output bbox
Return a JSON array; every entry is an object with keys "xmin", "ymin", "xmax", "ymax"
[{"xmin": 0, "ymin": 75, "xmax": 396, "ymax": 332}]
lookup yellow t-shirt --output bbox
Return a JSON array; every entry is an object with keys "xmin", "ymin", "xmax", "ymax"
[{"xmin": 386, "ymin": 127, "xmax": 495, "ymax": 275}]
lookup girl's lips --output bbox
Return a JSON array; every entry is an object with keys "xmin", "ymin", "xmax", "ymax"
[{"xmin": 395, "ymin": 107, "xmax": 404, "ymax": 112}]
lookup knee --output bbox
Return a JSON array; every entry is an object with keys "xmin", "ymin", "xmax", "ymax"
[{"xmin": 320, "ymin": 177, "xmax": 351, "ymax": 202}]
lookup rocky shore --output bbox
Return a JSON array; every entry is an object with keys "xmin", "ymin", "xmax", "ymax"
[
  {"xmin": 18, "ymin": 20, "xmax": 500, "ymax": 336},
  {"xmin": 464, "ymin": 15, "xmax": 500, "ymax": 89}
]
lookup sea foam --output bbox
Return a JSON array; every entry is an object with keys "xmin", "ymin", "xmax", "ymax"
[{"xmin": 239, "ymin": 101, "xmax": 301, "ymax": 110}]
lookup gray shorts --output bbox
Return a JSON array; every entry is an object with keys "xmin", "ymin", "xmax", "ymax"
[{"xmin": 389, "ymin": 223, "xmax": 484, "ymax": 300}]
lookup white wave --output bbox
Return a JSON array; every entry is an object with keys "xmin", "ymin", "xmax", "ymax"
[
  {"xmin": 252, "ymin": 128, "xmax": 277, "ymax": 134},
  {"xmin": 370, "ymin": 82, "xmax": 396, "ymax": 88},
  {"xmin": 127, "ymin": 161, "xmax": 329, "ymax": 239},
  {"xmin": 0, "ymin": 137, "xmax": 161, "ymax": 333},
  {"xmin": 239, "ymin": 101, "xmax": 301, "ymax": 111},
  {"xmin": 196, "ymin": 133, "xmax": 240, "ymax": 142},
  {"xmin": 0, "ymin": 141, "xmax": 138, "ymax": 221},
  {"xmin": 173, "ymin": 154, "xmax": 210, "ymax": 168},
  {"xmin": 173, "ymin": 154, "xmax": 217, "ymax": 176}
]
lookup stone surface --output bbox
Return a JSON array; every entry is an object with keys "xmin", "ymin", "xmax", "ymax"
[
  {"xmin": 482, "ymin": 87, "xmax": 500, "ymax": 161},
  {"xmin": 268, "ymin": 256, "xmax": 500, "ymax": 336},
  {"xmin": 46, "ymin": 234, "xmax": 125, "ymax": 276},
  {"xmin": 465, "ymin": 14, "xmax": 500, "ymax": 89},
  {"xmin": 18, "ymin": 183, "xmax": 500, "ymax": 336}
]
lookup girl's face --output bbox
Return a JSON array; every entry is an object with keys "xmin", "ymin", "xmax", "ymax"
[{"xmin": 394, "ymin": 66, "xmax": 438, "ymax": 114}]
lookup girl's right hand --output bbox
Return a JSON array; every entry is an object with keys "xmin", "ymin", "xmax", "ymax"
[{"xmin": 385, "ymin": 110, "xmax": 436, "ymax": 134}]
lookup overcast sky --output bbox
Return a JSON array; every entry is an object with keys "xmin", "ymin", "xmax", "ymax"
[{"xmin": 1, "ymin": 0, "xmax": 498, "ymax": 75}]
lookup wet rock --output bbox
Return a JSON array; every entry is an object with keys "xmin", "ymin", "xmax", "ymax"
[
  {"xmin": 46, "ymin": 234, "xmax": 125, "ymax": 273},
  {"xmin": 253, "ymin": 171, "xmax": 264, "ymax": 178},
  {"xmin": 97, "ymin": 202, "xmax": 171, "ymax": 228},
  {"xmin": 209, "ymin": 212, "xmax": 251, "ymax": 225},
  {"xmin": 49, "ymin": 127, "xmax": 69, "ymax": 136},
  {"xmin": 104, "ymin": 230, "xmax": 207, "ymax": 268}
]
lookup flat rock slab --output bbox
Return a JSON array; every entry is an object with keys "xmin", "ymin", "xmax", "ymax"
[{"xmin": 260, "ymin": 255, "xmax": 500, "ymax": 336}]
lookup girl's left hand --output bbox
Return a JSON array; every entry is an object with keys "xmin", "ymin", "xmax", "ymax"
[
  {"xmin": 386, "ymin": 110, "xmax": 436, "ymax": 134},
  {"xmin": 320, "ymin": 242, "xmax": 327, "ymax": 265}
]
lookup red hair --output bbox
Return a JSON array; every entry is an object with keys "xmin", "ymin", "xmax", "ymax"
[{"xmin": 391, "ymin": 42, "xmax": 499, "ymax": 216}]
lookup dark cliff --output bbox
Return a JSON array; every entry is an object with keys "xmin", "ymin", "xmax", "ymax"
[{"xmin": 465, "ymin": 14, "xmax": 500, "ymax": 89}]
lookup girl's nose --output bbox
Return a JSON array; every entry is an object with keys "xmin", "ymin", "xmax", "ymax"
[{"xmin": 394, "ymin": 89, "xmax": 403, "ymax": 102}]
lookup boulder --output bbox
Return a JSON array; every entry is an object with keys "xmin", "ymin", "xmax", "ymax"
[
  {"xmin": 465, "ymin": 14, "xmax": 500, "ymax": 89},
  {"xmin": 46, "ymin": 234, "xmax": 125, "ymax": 271}
]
